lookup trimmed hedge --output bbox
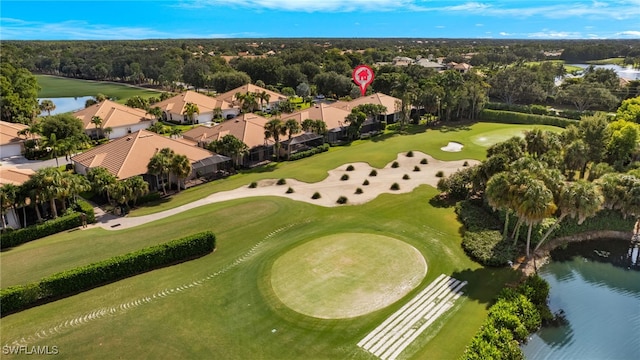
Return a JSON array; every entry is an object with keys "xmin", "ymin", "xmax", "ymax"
[
  {"xmin": 0, "ymin": 231, "xmax": 216, "ymax": 316},
  {"xmin": 0, "ymin": 199, "xmax": 96, "ymax": 249},
  {"xmin": 462, "ymin": 230, "xmax": 517, "ymax": 267},
  {"xmin": 479, "ymin": 109, "xmax": 577, "ymax": 128},
  {"xmin": 288, "ymin": 143, "xmax": 330, "ymax": 161}
]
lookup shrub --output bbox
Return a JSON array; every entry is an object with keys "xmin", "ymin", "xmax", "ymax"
[
  {"xmin": 479, "ymin": 109, "xmax": 576, "ymax": 128},
  {"xmin": 1, "ymin": 213, "xmax": 83, "ymax": 249},
  {"xmin": 276, "ymin": 178, "xmax": 286, "ymax": 185},
  {"xmin": 346, "ymin": 164, "xmax": 355, "ymax": 171},
  {"xmin": 435, "ymin": 171, "xmax": 444, "ymax": 177},
  {"xmin": 369, "ymin": 169, "xmax": 378, "ymax": 176},
  {"xmin": 391, "ymin": 161, "xmax": 399, "ymax": 168},
  {"xmin": 406, "ymin": 151, "xmax": 414, "ymax": 157},
  {"xmin": 248, "ymin": 182, "xmax": 258, "ymax": 188},
  {"xmin": 341, "ymin": 174, "xmax": 349, "ymax": 181},
  {"xmin": 355, "ymin": 187, "xmax": 363, "ymax": 194},
  {"xmin": 462, "ymin": 230, "xmax": 517, "ymax": 267},
  {"xmin": 463, "ymin": 161, "xmax": 469, "ymax": 167},
  {"xmin": 402, "ymin": 174, "xmax": 410, "ymax": 180},
  {"xmin": 286, "ymin": 187, "xmax": 294, "ymax": 194},
  {"xmin": 135, "ymin": 191, "xmax": 162, "ymax": 206},
  {"xmin": 288, "ymin": 143, "xmax": 330, "ymax": 161},
  {"xmin": 0, "ymin": 231, "xmax": 215, "ymax": 315},
  {"xmin": 76, "ymin": 199, "xmax": 96, "ymax": 224},
  {"xmin": 420, "ymin": 158, "xmax": 428, "ymax": 164},
  {"xmin": 336, "ymin": 196, "xmax": 348, "ymax": 204},
  {"xmin": 311, "ymin": 192, "xmax": 321, "ymax": 199},
  {"xmin": 413, "ymin": 166, "xmax": 420, "ymax": 172},
  {"xmin": 390, "ymin": 183, "xmax": 400, "ymax": 190},
  {"xmin": 362, "ymin": 179, "xmax": 370, "ymax": 186},
  {"xmin": 455, "ymin": 200, "xmax": 502, "ymax": 231}
]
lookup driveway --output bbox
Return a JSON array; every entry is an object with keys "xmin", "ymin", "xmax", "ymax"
[{"xmin": 0, "ymin": 155, "xmax": 71, "ymax": 170}]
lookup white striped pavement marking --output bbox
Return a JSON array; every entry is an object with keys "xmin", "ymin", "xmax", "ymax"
[{"xmin": 358, "ymin": 274, "xmax": 467, "ymax": 360}]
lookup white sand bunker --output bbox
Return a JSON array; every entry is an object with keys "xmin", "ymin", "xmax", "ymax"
[{"xmin": 441, "ymin": 142, "xmax": 464, "ymax": 152}]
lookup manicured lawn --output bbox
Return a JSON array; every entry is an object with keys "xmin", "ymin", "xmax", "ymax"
[
  {"xmin": 587, "ymin": 58, "xmax": 626, "ymax": 65},
  {"xmin": 0, "ymin": 123, "xmax": 540, "ymax": 358},
  {"xmin": 0, "ymin": 187, "xmax": 518, "ymax": 359},
  {"xmin": 130, "ymin": 122, "xmax": 562, "ymax": 216},
  {"xmin": 36, "ymin": 75, "xmax": 162, "ymax": 102}
]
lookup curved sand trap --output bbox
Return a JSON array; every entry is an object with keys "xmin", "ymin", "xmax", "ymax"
[
  {"xmin": 95, "ymin": 151, "xmax": 479, "ymax": 230},
  {"xmin": 270, "ymin": 233, "xmax": 427, "ymax": 319},
  {"xmin": 440, "ymin": 142, "xmax": 464, "ymax": 152}
]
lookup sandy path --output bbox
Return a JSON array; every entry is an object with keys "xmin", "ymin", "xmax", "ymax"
[{"xmin": 92, "ymin": 151, "xmax": 478, "ymax": 230}]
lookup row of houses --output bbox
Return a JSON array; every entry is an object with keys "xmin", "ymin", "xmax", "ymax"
[{"xmin": 1, "ymin": 84, "xmax": 404, "ymax": 223}]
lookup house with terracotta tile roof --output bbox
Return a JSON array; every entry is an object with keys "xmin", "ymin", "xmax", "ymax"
[
  {"xmin": 182, "ymin": 113, "xmax": 274, "ymax": 165},
  {"xmin": 0, "ymin": 167, "xmax": 35, "ymax": 228},
  {"xmin": 154, "ymin": 91, "xmax": 238, "ymax": 125},
  {"xmin": 329, "ymin": 93, "xmax": 402, "ymax": 134},
  {"xmin": 71, "ymin": 129, "xmax": 231, "ymax": 190},
  {"xmin": 0, "ymin": 121, "xmax": 38, "ymax": 158},
  {"xmin": 282, "ymin": 103, "xmax": 351, "ymax": 143},
  {"xmin": 215, "ymin": 84, "xmax": 288, "ymax": 112},
  {"xmin": 73, "ymin": 100, "xmax": 154, "ymax": 140}
]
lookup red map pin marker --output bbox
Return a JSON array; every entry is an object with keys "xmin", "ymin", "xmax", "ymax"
[{"xmin": 353, "ymin": 65, "xmax": 374, "ymax": 96}]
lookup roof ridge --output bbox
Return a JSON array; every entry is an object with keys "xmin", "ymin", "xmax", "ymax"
[{"xmin": 115, "ymin": 130, "xmax": 144, "ymax": 179}]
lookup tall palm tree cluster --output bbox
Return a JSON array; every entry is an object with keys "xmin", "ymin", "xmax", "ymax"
[
  {"xmin": 207, "ymin": 134, "xmax": 249, "ymax": 167},
  {"xmin": 147, "ymin": 148, "xmax": 192, "ymax": 194},
  {"xmin": 439, "ymin": 115, "xmax": 640, "ymax": 258},
  {"xmin": 0, "ymin": 167, "xmax": 91, "ymax": 228},
  {"xmin": 85, "ymin": 167, "xmax": 149, "ymax": 207}
]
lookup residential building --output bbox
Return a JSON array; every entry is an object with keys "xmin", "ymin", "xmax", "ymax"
[
  {"xmin": 182, "ymin": 113, "xmax": 274, "ymax": 165},
  {"xmin": 154, "ymin": 91, "xmax": 237, "ymax": 124},
  {"xmin": 215, "ymin": 84, "xmax": 288, "ymax": 112},
  {"xmin": 73, "ymin": 100, "xmax": 154, "ymax": 139},
  {"xmin": 71, "ymin": 130, "xmax": 231, "ymax": 190},
  {"xmin": 0, "ymin": 167, "xmax": 34, "ymax": 228},
  {"xmin": 0, "ymin": 121, "xmax": 37, "ymax": 158}
]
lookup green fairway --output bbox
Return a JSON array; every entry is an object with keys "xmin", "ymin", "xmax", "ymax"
[
  {"xmin": 130, "ymin": 122, "xmax": 561, "ymax": 217},
  {"xmin": 270, "ymin": 233, "xmax": 426, "ymax": 319},
  {"xmin": 0, "ymin": 123, "xmax": 541, "ymax": 359},
  {"xmin": 36, "ymin": 75, "xmax": 162, "ymax": 102},
  {"xmin": 469, "ymin": 125, "xmax": 561, "ymax": 147}
]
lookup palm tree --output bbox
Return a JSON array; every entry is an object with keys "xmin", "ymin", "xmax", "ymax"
[
  {"xmin": 126, "ymin": 176, "xmax": 149, "ymax": 206},
  {"xmin": 212, "ymin": 107, "xmax": 223, "ymax": 121},
  {"xmin": 39, "ymin": 99, "xmax": 56, "ymax": 116},
  {"xmin": 32, "ymin": 167, "xmax": 63, "ymax": 219},
  {"xmin": 313, "ymin": 119, "xmax": 328, "ymax": 136},
  {"xmin": 183, "ymin": 102, "xmax": 200, "ymax": 127},
  {"xmin": 524, "ymin": 129, "xmax": 549, "ymax": 158},
  {"xmin": 534, "ymin": 180, "xmax": 603, "ymax": 253},
  {"xmin": 208, "ymin": 134, "xmax": 249, "ymax": 167},
  {"xmin": 171, "ymin": 154, "xmax": 192, "ymax": 192},
  {"xmin": 169, "ymin": 127, "xmax": 182, "ymax": 139},
  {"xmin": 42, "ymin": 133, "xmax": 61, "ymax": 167},
  {"xmin": 485, "ymin": 172, "xmax": 514, "ymax": 240},
  {"xmin": 91, "ymin": 115, "xmax": 103, "ymax": 139},
  {"xmin": 264, "ymin": 118, "xmax": 287, "ymax": 161},
  {"xmin": 515, "ymin": 178, "xmax": 557, "ymax": 258},
  {"xmin": 148, "ymin": 122, "xmax": 165, "ymax": 134},
  {"xmin": 147, "ymin": 106, "xmax": 163, "ymax": 122},
  {"xmin": 301, "ymin": 119, "xmax": 316, "ymax": 132},
  {"xmin": 257, "ymin": 91, "xmax": 270, "ymax": 111},
  {"xmin": 284, "ymin": 119, "xmax": 301, "ymax": 141},
  {"xmin": 147, "ymin": 148, "xmax": 174, "ymax": 195},
  {"xmin": 87, "ymin": 167, "xmax": 117, "ymax": 203},
  {"xmin": 0, "ymin": 184, "xmax": 19, "ymax": 230},
  {"xmin": 103, "ymin": 127, "xmax": 113, "ymax": 139}
]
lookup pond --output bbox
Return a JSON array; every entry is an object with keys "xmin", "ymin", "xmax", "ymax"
[
  {"xmin": 38, "ymin": 96, "xmax": 94, "ymax": 116},
  {"xmin": 568, "ymin": 64, "xmax": 640, "ymax": 80},
  {"xmin": 521, "ymin": 238, "xmax": 640, "ymax": 359}
]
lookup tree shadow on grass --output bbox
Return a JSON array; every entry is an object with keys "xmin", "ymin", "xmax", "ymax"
[
  {"xmin": 239, "ymin": 162, "xmax": 278, "ymax": 174},
  {"xmin": 449, "ymin": 266, "xmax": 521, "ymax": 309}
]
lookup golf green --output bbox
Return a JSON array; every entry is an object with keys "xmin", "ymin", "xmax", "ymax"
[
  {"xmin": 469, "ymin": 128, "xmax": 528, "ymax": 147},
  {"xmin": 270, "ymin": 233, "xmax": 427, "ymax": 319}
]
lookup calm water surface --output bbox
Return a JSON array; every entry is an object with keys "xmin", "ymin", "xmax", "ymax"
[
  {"xmin": 522, "ymin": 239, "xmax": 640, "ymax": 360},
  {"xmin": 38, "ymin": 96, "xmax": 93, "ymax": 115}
]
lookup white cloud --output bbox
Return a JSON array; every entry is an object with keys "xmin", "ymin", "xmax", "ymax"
[
  {"xmin": 499, "ymin": 32, "xmax": 512, "ymax": 36},
  {"xmin": 527, "ymin": 30, "xmax": 583, "ymax": 39},
  {"xmin": 0, "ymin": 18, "xmax": 253, "ymax": 40},
  {"xmin": 185, "ymin": 0, "xmax": 412, "ymax": 12},
  {"xmin": 616, "ymin": 30, "xmax": 640, "ymax": 37}
]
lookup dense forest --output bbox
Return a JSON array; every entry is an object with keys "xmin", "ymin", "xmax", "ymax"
[{"xmin": 2, "ymin": 39, "xmax": 640, "ymax": 124}]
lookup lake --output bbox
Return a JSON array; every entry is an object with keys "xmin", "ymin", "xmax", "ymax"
[
  {"xmin": 521, "ymin": 238, "xmax": 640, "ymax": 360},
  {"xmin": 38, "ymin": 96, "xmax": 94, "ymax": 116},
  {"xmin": 568, "ymin": 64, "xmax": 640, "ymax": 80}
]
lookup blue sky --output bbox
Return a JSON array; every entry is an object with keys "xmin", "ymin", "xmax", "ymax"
[{"xmin": 1, "ymin": 0, "xmax": 639, "ymax": 40}]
